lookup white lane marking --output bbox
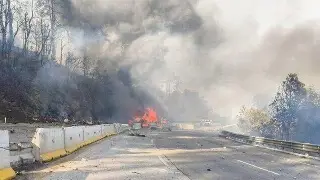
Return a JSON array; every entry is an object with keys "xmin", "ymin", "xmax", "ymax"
[
  {"xmin": 152, "ymin": 136, "xmax": 190, "ymax": 180},
  {"xmin": 158, "ymin": 155, "xmax": 191, "ymax": 180},
  {"xmin": 158, "ymin": 155, "xmax": 170, "ymax": 168},
  {"xmin": 237, "ymin": 160, "xmax": 280, "ymax": 176}
]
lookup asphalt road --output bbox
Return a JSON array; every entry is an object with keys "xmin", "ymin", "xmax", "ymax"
[{"xmin": 17, "ymin": 129, "xmax": 320, "ymax": 180}]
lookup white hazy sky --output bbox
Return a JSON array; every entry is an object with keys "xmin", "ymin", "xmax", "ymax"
[
  {"xmin": 214, "ymin": 0, "xmax": 320, "ymax": 34},
  {"xmin": 194, "ymin": 0, "xmax": 320, "ymax": 117}
]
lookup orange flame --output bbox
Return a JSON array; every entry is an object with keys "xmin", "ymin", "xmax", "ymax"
[{"xmin": 142, "ymin": 107, "xmax": 157, "ymax": 123}]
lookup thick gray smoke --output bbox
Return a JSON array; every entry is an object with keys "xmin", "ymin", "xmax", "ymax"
[{"xmin": 59, "ymin": 0, "xmax": 320, "ymax": 122}]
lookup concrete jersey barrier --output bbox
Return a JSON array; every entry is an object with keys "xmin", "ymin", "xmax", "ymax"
[
  {"xmin": 30, "ymin": 124, "xmax": 127, "ymax": 163},
  {"xmin": 32, "ymin": 128, "xmax": 66, "ymax": 162},
  {"xmin": 83, "ymin": 125, "xmax": 102, "ymax": 146},
  {"xmin": 64, "ymin": 126, "xmax": 85, "ymax": 153},
  {"xmin": 0, "ymin": 130, "xmax": 16, "ymax": 180},
  {"xmin": 181, "ymin": 124, "xmax": 194, "ymax": 130},
  {"xmin": 172, "ymin": 123, "xmax": 194, "ymax": 130},
  {"xmin": 101, "ymin": 124, "xmax": 116, "ymax": 137},
  {"xmin": 113, "ymin": 123, "xmax": 121, "ymax": 133},
  {"xmin": 120, "ymin": 124, "xmax": 129, "ymax": 133},
  {"xmin": 0, "ymin": 123, "xmax": 128, "ymax": 178}
]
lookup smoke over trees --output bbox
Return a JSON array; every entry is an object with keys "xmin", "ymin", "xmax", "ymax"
[
  {"xmin": 0, "ymin": 0, "xmax": 158, "ymax": 123},
  {"xmin": 56, "ymin": 0, "xmax": 320, "ymax": 119},
  {"xmin": 238, "ymin": 73, "xmax": 320, "ymax": 144},
  {"xmin": 1, "ymin": 0, "xmax": 320, "ymax": 133},
  {"xmin": 0, "ymin": 0, "xmax": 216, "ymax": 124}
]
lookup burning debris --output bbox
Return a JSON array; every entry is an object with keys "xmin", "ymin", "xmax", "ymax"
[
  {"xmin": 129, "ymin": 108, "xmax": 158, "ymax": 128},
  {"xmin": 127, "ymin": 107, "xmax": 173, "ymax": 136}
]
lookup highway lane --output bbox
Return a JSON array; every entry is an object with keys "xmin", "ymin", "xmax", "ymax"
[
  {"xmin": 17, "ymin": 130, "xmax": 188, "ymax": 180},
  {"xmin": 152, "ymin": 130, "xmax": 320, "ymax": 180},
  {"xmin": 17, "ymin": 129, "xmax": 320, "ymax": 180}
]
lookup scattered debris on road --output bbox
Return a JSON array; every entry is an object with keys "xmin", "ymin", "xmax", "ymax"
[
  {"xmin": 128, "ymin": 133, "xmax": 146, "ymax": 137},
  {"xmin": 128, "ymin": 129, "xmax": 147, "ymax": 137}
]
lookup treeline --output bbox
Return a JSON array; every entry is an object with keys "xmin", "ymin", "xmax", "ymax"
[
  {"xmin": 0, "ymin": 0, "xmax": 90, "ymax": 71},
  {"xmin": 0, "ymin": 0, "xmax": 140, "ymax": 124},
  {"xmin": 1, "ymin": 0, "xmax": 60, "ymax": 65},
  {"xmin": 238, "ymin": 73, "xmax": 320, "ymax": 144}
]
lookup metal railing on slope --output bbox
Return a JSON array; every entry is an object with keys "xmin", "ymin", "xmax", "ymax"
[{"xmin": 220, "ymin": 131, "xmax": 320, "ymax": 156}]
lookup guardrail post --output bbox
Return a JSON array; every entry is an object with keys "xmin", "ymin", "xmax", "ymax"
[
  {"xmin": 291, "ymin": 142, "xmax": 294, "ymax": 153},
  {"xmin": 252, "ymin": 137, "xmax": 257, "ymax": 145}
]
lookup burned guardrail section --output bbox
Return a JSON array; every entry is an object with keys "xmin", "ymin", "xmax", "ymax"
[{"xmin": 221, "ymin": 130, "xmax": 320, "ymax": 157}]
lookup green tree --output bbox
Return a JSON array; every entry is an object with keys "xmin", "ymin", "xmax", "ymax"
[
  {"xmin": 293, "ymin": 87, "xmax": 320, "ymax": 143},
  {"xmin": 269, "ymin": 73, "xmax": 306, "ymax": 140}
]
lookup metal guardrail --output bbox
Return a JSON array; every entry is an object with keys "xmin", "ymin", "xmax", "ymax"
[{"xmin": 221, "ymin": 131, "xmax": 320, "ymax": 156}]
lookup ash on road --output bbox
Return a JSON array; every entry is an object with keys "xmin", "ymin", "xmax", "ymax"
[{"xmin": 17, "ymin": 130, "xmax": 320, "ymax": 180}]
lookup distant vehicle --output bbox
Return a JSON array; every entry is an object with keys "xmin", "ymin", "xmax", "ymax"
[{"xmin": 201, "ymin": 119, "xmax": 212, "ymax": 126}]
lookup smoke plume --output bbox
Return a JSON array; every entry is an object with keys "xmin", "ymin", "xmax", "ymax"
[{"xmin": 57, "ymin": 0, "xmax": 320, "ymax": 122}]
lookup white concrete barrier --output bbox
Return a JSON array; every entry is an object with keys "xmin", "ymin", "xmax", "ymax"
[
  {"xmin": 120, "ymin": 124, "xmax": 129, "ymax": 133},
  {"xmin": 64, "ymin": 126, "xmax": 85, "ymax": 153},
  {"xmin": 0, "ymin": 130, "xmax": 15, "ymax": 179},
  {"xmin": 101, "ymin": 124, "xmax": 116, "ymax": 137},
  {"xmin": 172, "ymin": 123, "xmax": 194, "ymax": 130},
  {"xmin": 31, "ymin": 123, "xmax": 127, "ymax": 164},
  {"xmin": 10, "ymin": 142, "xmax": 35, "ymax": 168},
  {"xmin": 32, "ymin": 128, "xmax": 66, "ymax": 162},
  {"xmin": 176, "ymin": 123, "xmax": 183, "ymax": 129},
  {"xmin": 83, "ymin": 125, "xmax": 102, "ymax": 146},
  {"xmin": 113, "ymin": 123, "xmax": 121, "ymax": 133},
  {"xmin": 181, "ymin": 124, "xmax": 194, "ymax": 130}
]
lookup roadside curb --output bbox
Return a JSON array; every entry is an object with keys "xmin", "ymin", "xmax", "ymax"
[{"xmin": 0, "ymin": 167, "xmax": 16, "ymax": 180}]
